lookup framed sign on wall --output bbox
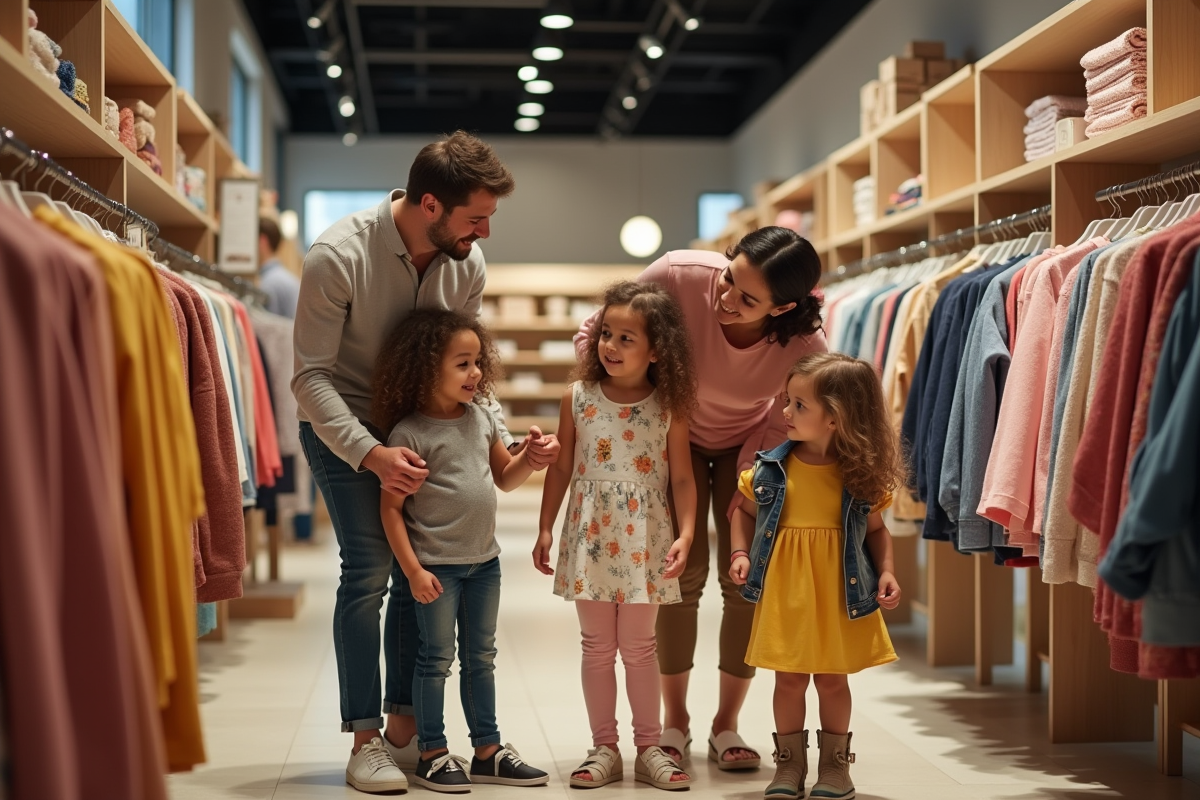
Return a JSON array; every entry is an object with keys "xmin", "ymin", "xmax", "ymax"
[{"xmin": 219, "ymin": 178, "xmax": 261, "ymax": 275}]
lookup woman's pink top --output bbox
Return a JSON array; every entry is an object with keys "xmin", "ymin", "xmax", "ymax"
[{"xmin": 574, "ymin": 250, "xmax": 828, "ymax": 475}]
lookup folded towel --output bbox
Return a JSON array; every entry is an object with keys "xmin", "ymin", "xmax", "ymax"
[
  {"xmin": 1087, "ymin": 70, "xmax": 1148, "ymax": 109},
  {"xmin": 1080, "ymin": 27, "xmax": 1147, "ymax": 71},
  {"xmin": 1024, "ymin": 145, "xmax": 1056, "ymax": 163},
  {"xmin": 1084, "ymin": 52, "xmax": 1147, "ymax": 93},
  {"xmin": 1025, "ymin": 95, "xmax": 1088, "ymax": 119},
  {"xmin": 1023, "ymin": 107, "xmax": 1083, "ymax": 135},
  {"xmin": 1084, "ymin": 96, "xmax": 1148, "ymax": 137},
  {"xmin": 1025, "ymin": 128, "xmax": 1057, "ymax": 149},
  {"xmin": 1085, "ymin": 90, "xmax": 1148, "ymax": 122}
]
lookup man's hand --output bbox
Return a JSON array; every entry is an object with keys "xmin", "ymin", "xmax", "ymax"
[{"xmin": 362, "ymin": 445, "xmax": 429, "ymax": 496}]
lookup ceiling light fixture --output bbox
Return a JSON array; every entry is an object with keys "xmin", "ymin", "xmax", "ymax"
[
  {"xmin": 539, "ymin": 0, "xmax": 574, "ymax": 30},
  {"xmin": 307, "ymin": 0, "xmax": 335, "ymax": 29},
  {"xmin": 338, "ymin": 96, "xmax": 356, "ymax": 117},
  {"xmin": 684, "ymin": 16, "xmax": 701, "ymax": 30},
  {"xmin": 518, "ymin": 65, "xmax": 539, "ymax": 81},
  {"xmin": 518, "ymin": 101, "xmax": 545, "ymax": 117},
  {"xmin": 342, "ymin": 131, "xmax": 358, "ymax": 146},
  {"xmin": 525, "ymin": 79, "xmax": 554, "ymax": 94},
  {"xmin": 532, "ymin": 29, "xmax": 565, "ymax": 61},
  {"xmin": 638, "ymin": 34, "xmax": 664, "ymax": 60},
  {"xmin": 620, "ymin": 216, "xmax": 662, "ymax": 257},
  {"xmin": 622, "ymin": 95, "xmax": 638, "ymax": 110},
  {"xmin": 515, "ymin": 117, "xmax": 540, "ymax": 132},
  {"xmin": 326, "ymin": 63, "xmax": 343, "ymax": 78}
]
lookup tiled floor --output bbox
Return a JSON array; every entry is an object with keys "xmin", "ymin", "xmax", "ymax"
[{"xmin": 170, "ymin": 488, "xmax": 1200, "ymax": 799}]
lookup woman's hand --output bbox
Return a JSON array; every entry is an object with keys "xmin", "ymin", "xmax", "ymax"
[
  {"xmin": 729, "ymin": 555, "xmax": 750, "ymax": 585},
  {"xmin": 664, "ymin": 538, "xmax": 691, "ymax": 579},
  {"xmin": 410, "ymin": 569, "xmax": 443, "ymax": 604},
  {"xmin": 876, "ymin": 570, "xmax": 902, "ymax": 609},
  {"xmin": 532, "ymin": 530, "xmax": 555, "ymax": 575}
]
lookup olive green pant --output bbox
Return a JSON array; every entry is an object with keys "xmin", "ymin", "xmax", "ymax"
[{"xmin": 657, "ymin": 444, "xmax": 757, "ymax": 679}]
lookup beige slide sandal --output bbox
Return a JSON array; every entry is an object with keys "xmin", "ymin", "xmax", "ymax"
[
  {"xmin": 635, "ymin": 746, "xmax": 691, "ymax": 791},
  {"xmin": 570, "ymin": 745, "xmax": 623, "ymax": 789},
  {"xmin": 708, "ymin": 729, "xmax": 762, "ymax": 771},
  {"xmin": 658, "ymin": 727, "xmax": 692, "ymax": 762}
]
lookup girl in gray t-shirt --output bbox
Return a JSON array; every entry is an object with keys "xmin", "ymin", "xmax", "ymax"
[{"xmin": 373, "ymin": 308, "xmax": 554, "ymax": 791}]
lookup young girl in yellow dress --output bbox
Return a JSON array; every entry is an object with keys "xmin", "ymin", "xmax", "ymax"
[{"xmin": 730, "ymin": 352, "xmax": 905, "ymax": 800}]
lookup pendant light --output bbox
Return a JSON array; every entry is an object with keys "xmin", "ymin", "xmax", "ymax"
[
  {"xmin": 540, "ymin": 0, "xmax": 574, "ymax": 30},
  {"xmin": 532, "ymin": 29, "xmax": 565, "ymax": 61}
]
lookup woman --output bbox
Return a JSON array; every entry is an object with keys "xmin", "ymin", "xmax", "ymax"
[{"xmin": 574, "ymin": 226, "xmax": 827, "ymax": 769}]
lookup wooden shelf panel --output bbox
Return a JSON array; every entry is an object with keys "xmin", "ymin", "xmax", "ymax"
[
  {"xmin": 765, "ymin": 164, "xmax": 826, "ymax": 206},
  {"xmin": 501, "ymin": 351, "xmax": 577, "ymax": 367},
  {"xmin": 103, "ymin": 0, "xmax": 172, "ymax": 86},
  {"xmin": 487, "ymin": 318, "xmax": 584, "ymax": 335},
  {"xmin": 484, "ymin": 264, "xmax": 643, "ymax": 296},
  {"xmin": 978, "ymin": 0, "xmax": 1146, "ymax": 73},
  {"xmin": 924, "ymin": 64, "xmax": 975, "ymax": 105},
  {"xmin": 831, "ymin": 136, "xmax": 871, "ymax": 167},
  {"xmin": 507, "ymin": 415, "xmax": 558, "ymax": 434},
  {"xmin": 31, "ymin": 0, "xmax": 105, "ymax": 126},
  {"xmin": 1059, "ymin": 94, "xmax": 1200, "ymax": 165},
  {"xmin": 498, "ymin": 381, "xmax": 568, "ymax": 401},
  {"xmin": 126, "ymin": 150, "xmax": 213, "ymax": 229},
  {"xmin": 176, "ymin": 89, "xmax": 213, "ymax": 136},
  {"xmin": 876, "ymin": 102, "xmax": 922, "ymax": 141}
]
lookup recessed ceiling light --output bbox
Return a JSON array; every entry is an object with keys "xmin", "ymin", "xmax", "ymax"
[
  {"xmin": 518, "ymin": 65, "xmax": 539, "ymax": 81},
  {"xmin": 518, "ymin": 102, "xmax": 545, "ymax": 117},
  {"xmin": 622, "ymin": 95, "xmax": 638, "ymax": 110},
  {"xmin": 339, "ymin": 97, "xmax": 356, "ymax": 117},
  {"xmin": 515, "ymin": 117, "xmax": 540, "ymax": 132},
  {"xmin": 684, "ymin": 16, "xmax": 701, "ymax": 31},
  {"xmin": 525, "ymin": 79, "xmax": 554, "ymax": 94},
  {"xmin": 326, "ymin": 63, "xmax": 343, "ymax": 78},
  {"xmin": 307, "ymin": 15, "xmax": 322, "ymax": 28}
]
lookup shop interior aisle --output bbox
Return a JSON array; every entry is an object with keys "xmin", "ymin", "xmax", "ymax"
[{"xmin": 171, "ymin": 489, "xmax": 1200, "ymax": 800}]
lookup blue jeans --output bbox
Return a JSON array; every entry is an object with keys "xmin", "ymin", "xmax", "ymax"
[
  {"xmin": 299, "ymin": 423, "xmax": 418, "ymax": 732},
  {"xmin": 413, "ymin": 558, "xmax": 503, "ymax": 752}
]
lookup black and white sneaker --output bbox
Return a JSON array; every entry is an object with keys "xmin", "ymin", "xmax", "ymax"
[
  {"xmin": 414, "ymin": 752, "xmax": 473, "ymax": 794},
  {"xmin": 470, "ymin": 743, "xmax": 550, "ymax": 787}
]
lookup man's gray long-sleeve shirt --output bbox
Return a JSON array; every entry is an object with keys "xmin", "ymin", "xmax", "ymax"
[{"xmin": 292, "ymin": 189, "xmax": 513, "ymax": 470}]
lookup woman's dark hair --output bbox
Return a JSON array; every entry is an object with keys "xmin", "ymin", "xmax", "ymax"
[
  {"xmin": 574, "ymin": 281, "xmax": 698, "ymax": 421},
  {"xmin": 725, "ymin": 226, "xmax": 823, "ymax": 346},
  {"xmin": 372, "ymin": 308, "xmax": 501, "ymax": 432}
]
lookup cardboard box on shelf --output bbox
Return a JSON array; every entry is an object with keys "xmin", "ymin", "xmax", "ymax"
[
  {"xmin": 879, "ymin": 56, "xmax": 925, "ymax": 87},
  {"xmin": 925, "ymin": 59, "xmax": 958, "ymax": 86},
  {"xmin": 904, "ymin": 40, "xmax": 945, "ymax": 60},
  {"xmin": 860, "ymin": 79, "xmax": 880, "ymax": 135},
  {"xmin": 880, "ymin": 81, "xmax": 921, "ymax": 117}
]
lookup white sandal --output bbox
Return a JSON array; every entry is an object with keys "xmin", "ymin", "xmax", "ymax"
[
  {"xmin": 708, "ymin": 729, "xmax": 762, "ymax": 771},
  {"xmin": 635, "ymin": 746, "xmax": 692, "ymax": 791},
  {"xmin": 658, "ymin": 727, "xmax": 692, "ymax": 762},
  {"xmin": 570, "ymin": 745, "xmax": 623, "ymax": 789}
]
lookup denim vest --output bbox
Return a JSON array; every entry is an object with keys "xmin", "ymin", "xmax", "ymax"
[{"xmin": 739, "ymin": 440, "xmax": 881, "ymax": 619}]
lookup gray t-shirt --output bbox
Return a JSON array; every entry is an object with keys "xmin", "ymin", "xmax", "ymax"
[{"xmin": 386, "ymin": 403, "xmax": 501, "ymax": 565}]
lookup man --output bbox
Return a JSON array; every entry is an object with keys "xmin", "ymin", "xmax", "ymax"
[
  {"xmin": 258, "ymin": 216, "xmax": 301, "ymax": 318},
  {"xmin": 293, "ymin": 131, "xmax": 559, "ymax": 794}
]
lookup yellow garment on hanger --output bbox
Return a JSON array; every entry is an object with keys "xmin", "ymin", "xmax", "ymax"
[
  {"xmin": 885, "ymin": 253, "xmax": 978, "ymax": 520},
  {"xmin": 33, "ymin": 207, "xmax": 208, "ymax": 771}
]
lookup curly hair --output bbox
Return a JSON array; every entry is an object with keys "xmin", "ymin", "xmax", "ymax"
[
  {"xmin": 574, "ymin": 281, "xmax": 698, "ymax": 421},
  {"xmin": 726, "ymin": 226, "xmax": 823, "ymax": 346},
  {"xmin": 372, "ymin": 308, "xmax": 502, "ymax": 433},
  {"xmin": 787, "ymin": 352, "xmax": 908, "ymax": 506}
]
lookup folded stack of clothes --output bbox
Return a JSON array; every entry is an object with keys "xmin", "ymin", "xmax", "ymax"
[
  {"xmin": 853, "ymin": 175, "xmax": 875, "ymax": 228},
  {"xmin": 887, "ymin": 175, "xmax": 923, "ymax": 214},
  {"xmin": 1023, "ymin": 95, "xmax": 1086, "ymax": 161},
  {"xmin": 1081, "ymin": 27, "xmax": 1148, "ymax": 138}
]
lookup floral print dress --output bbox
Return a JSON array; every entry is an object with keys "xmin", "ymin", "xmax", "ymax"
[{"xmin": 553, "ymin": 381, "xmax": 681, "ymax": 605}]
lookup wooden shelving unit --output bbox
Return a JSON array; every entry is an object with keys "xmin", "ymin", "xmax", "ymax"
[
  {"xmin": 692, "ymin": 0, "xmax": 1200, "ymax": 754},
  {"xmin": 484, "ymin": 264, "xmax": 642, "ymax": 437},
  {"xmin": 1, "ymin": 0, "xmax": 248, "ymax": 256}
]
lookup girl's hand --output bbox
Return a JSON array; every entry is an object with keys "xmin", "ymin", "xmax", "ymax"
[
  {"xmin": 532, "ymin": 530, "xmax": 555, "ymax": 575},
  {"xmin": 877, "ymin": 570, "xmax": 902, "ymax": 610},
  {"xmin": 410, "ymin": 569, "xmax": 443, "ymax": 604},
  {"xmin": 664, "ymin": 538, "xmax": 691, "ymax": 579},
  {"xmin": 523, "ymin": 427, "xmax": 562, "ymax": 470},
  {"xmin": 729, "ymin": 555, "xmax": 750, "ymax": 585}
]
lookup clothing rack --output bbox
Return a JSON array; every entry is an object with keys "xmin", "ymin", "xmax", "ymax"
[
  {"xmin": 152, "ymin": 238, "xmax": 268, "ymax": 306},
  {"xmin": 1094, "ymin": 158, "xmax": 1200, "ymax": 207},
  {"xmin": 1, "ymin": 126, "xmax": 265, "ymax": 306},
  {"xmin": 824, "ymin": 205, "xmax": 1053, "ymax": 284},
  {"xmin": 0, "ymin": 127, "xmax": 160, "ymax": 242}
]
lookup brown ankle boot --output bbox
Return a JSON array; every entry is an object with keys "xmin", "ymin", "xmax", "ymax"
[
  {"xmin": 810, "ymin": 730, "xmax": 855, "ymax": 800},
  {"xmin": 765, "ymin": 730, "xmax": 808, "ymax": 799}
]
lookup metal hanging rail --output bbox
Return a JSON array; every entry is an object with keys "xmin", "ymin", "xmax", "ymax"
[
  {"xmin": 1, "ymin": 126, "xmax": 265, "ymax": 306},
  {"xmin": 1095, "ymin": 159, "xmax": 1200, "ymax": 206},
  {"xmin": 824, "ymin": 204, "xmax": 1052, "ymax": 284}
]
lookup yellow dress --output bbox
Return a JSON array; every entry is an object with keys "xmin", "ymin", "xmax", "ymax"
[{"xmin": 738, "ymin": 454, "xmax": 897, "ymax": 674}]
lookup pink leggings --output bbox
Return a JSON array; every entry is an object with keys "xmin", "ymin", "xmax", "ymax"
[{"xmin": 576, "ymin": 600, "xmax": 662, "ymax": 747}]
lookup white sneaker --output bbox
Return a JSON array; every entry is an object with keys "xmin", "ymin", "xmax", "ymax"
[
  {"xmin": 384, "ymin": 732, "xmax": 421, "ymax": 771},
  {"xmin": 346, "ymin": 737, "xmax": 409, "ymax": 794}
]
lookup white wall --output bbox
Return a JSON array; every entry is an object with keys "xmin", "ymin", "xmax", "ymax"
[
  {"xmin": 284, "ymin": 135, "xmax": 732, "ymax": 264},
  {"xmin": 730, "ymin": 0, "xmax": 1071, "ymax": 197},
  {"xmin": 189, "ymin": 0, "xmax": 288, "ymax": 189}
]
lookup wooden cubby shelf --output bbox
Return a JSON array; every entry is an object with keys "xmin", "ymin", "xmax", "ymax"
[{"xmin": 693, "ymin": 0, "xmax": 1200, "ymax": 757}]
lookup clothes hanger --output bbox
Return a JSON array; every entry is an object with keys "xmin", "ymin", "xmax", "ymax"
[
  {"xmin": 19, "ymin": 155, "xmax": 59, "ymax": 214},
  {"xmin": 1145, "ymin": 171, "xmax": 1183, "ymax": 230},
  {"xmin": 1171, "ymin": 167, "xmax": 1200, "ymax": 224},
  {"xmin": 64, "ymin": 180, "xmax": 106, "ymax": 236},
  {"xmin": 1111, "ymin": 178, "xmax": 1163, "ymax": 240}
]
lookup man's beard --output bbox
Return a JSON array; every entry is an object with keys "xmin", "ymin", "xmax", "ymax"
[{"xmin": 429, "ymin": 215, "xmax": 475, "ymax": 260}]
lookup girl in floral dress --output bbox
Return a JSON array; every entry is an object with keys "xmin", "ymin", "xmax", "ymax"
[{"xmin": 534, "ymin": 281, "xmax": 699, "ymax": 791}]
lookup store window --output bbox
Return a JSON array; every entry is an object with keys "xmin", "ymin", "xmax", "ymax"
[
  {"xmin": 698, "ymin": 192, "xmax": 744, "ymax": 241},
  {"xmin": 304, "ymin": 191, "xmax": 389, "ymax": 248},
  {"xmin": 228, "ymin": 29, "xmax": 262, "ymax": 172},
  {"xmin": 111, "ymin": 0, "xmax": 175, "ymax": 71},
  {"xmin": 229, "ymin": 60, "xmax": 250, "ymax": 164}
]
